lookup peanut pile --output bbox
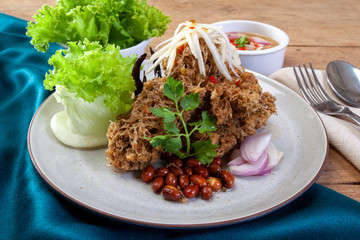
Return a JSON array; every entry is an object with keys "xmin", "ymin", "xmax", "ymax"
[{"xmin": 141, "ymin": 156, "xmax": 235, "ymax": 202}]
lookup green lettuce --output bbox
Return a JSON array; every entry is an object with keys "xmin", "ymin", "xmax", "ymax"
[
  {"xmin": 53, "ymin": 85, "xmax": 114, "ymax": 137},
  {"xmin": 26, "ymin": 0, "xmax": 171, "ymax": 52},
  {"xmin": 44, "ymin": 39, "xmax": 137, "ymax": 115}
]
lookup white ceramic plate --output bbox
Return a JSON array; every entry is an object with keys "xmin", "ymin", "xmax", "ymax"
[{"xmin": 27, "ymin": 72, "xmax": 328, "ymax": 228}]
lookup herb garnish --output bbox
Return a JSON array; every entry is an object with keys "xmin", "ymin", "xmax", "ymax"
[
  {"xmin": 146, "ymin": 77, "xmax": 219, "ymax": 165},
  {"xmin": 234, "ymin": 35, "xmax": 250, "ymax": 48}
]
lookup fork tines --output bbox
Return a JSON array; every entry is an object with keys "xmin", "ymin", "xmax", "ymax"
[{"xmin": 293, "ymin": 63, "xmax": 331, "ymax": 106}]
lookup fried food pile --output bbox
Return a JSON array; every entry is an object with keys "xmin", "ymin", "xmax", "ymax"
[{"xmin": 105, "ymin": 38, "xmax": 276, "ymax": 171}]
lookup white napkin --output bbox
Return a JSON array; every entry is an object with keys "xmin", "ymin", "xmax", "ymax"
[{"xmin": 270, "ymin": 67, "xmax": 360, "ymax": 171}]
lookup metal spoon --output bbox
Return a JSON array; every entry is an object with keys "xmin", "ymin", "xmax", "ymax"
[{"xmin": 326, "ymin": 60, "xmax": 360, "ymax": 107}]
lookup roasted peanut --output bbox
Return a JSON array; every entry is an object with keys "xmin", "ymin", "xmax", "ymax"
[
  {"xmin": 168, "ymin": 165, "xmax": 183, "ymax": 176},
  {"xmin": 152, "ymin": 177, "xmax": 164, "ymax": 193},
  {"xmin": 172, "ymin": 158, "xmax": 184, "ymax": 168},
  {"xmin": 193, "ymin": 166, "xmax": 209, "ymax": 178},
  {"xmin": 200, "ymin": 186, "xmax": 213, "ymax": 200},
  {"xmin": 141, "ymin": 165, "xmax": 155, "ymax": 182},
  {"xmin": 183, "ymin": 185, "xmax": 199, "ymax": 198},
  {"xmin": 162, "ymin": 185, "xmax": 181, "ymax": 201},
  {"xmin": 212, "ymin": 157, "xmax": 222, "ymax": 166},
  {"xmin": 189, "ymin": 175, "xmax": 207, "ymax": 188},
  {"xmin": 221, "ymin": 170, "xmax": 235, "ymax": 189},
  {"xmin": 183, "ymin": 166, "xmax": 193, "ymax": 176},
  {"xmin": 207, "ymin": 177, "xmax": 222, "ymax": 192},
  {"xmin": 155, "ymin": 167, "xmax": 169, "ymax": 178},
  {"xmin": 186, "ymin": 158, "xmax": 202, "ymax": 167},
  {"xmin": 178, "ymin": 174, "xmax": 189, "ymax": 189},
  {"xmin": 207, "ymin": 163, "xmax": 221, "ymax": 176},
  {"xmin": 165, "ymin": 172, "xmax": 177, "ymax": 186}
]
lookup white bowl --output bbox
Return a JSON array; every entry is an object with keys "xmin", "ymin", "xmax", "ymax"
[
  {"xmin": 213, "ymin": 20, "xmax": 289, "ymax": 76},
  {"xmin": 120, "ymin": 38, "xmax": 152, "ymax": 57}
]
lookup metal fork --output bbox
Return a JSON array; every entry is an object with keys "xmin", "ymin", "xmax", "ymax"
[{"xmin": 293, "ymin": 63, "xmax": 360, "ymax": 127}]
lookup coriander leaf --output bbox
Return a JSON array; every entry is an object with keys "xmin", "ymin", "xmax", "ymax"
[
  {"xmin": 150, "ymin": 107, "xmax": 176, "ymax": 123},
  {"xmin": 163, "ymin": 77, "xmax": 184, "ymax": 102},
  {"xmin": 180, "ymin": 92, "xmax": 199, "ymax": 111},
  {"xmin": 192, "ymin": 140, "xmax": 219, "ymax": 165},
  {"xmin": 164, "ymin": 122, "xmax": 180, "ymax": 134},
  {"xmin": 197, "ymin": 111, "xmax": 217, "ymax": 133},
  {"xmin": 188, "ymin": 120, "xmax": 201, "ymax": 127},
  {"xmin": 175, "ymin": 151, "xmax": 187, "ymax": 159},
  {"xmin": 164, "ymin": 136, "xmax": 182, "ymax": 154},
  {"xmin": 145, "ymin": 77, "xmax": 218, "ymax": 163},
  {"xmin": 149, "ymin": 135, "xmax": 170, "ymax": 148},
  {"xmin": 234, "ymin": 36, "xmax": 250, "ymax": 48}
]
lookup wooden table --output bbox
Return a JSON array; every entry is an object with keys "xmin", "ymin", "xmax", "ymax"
[{"xmin": 2, "ymin": 0, "xmax": 359, "ymax": 201}]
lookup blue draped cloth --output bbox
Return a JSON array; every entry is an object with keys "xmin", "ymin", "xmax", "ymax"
[{"xmin": 1, "ymin": 13, "xmax": 360, "ymax": 239}]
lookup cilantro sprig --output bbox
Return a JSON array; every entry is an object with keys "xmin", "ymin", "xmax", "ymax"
[
  {"xmin": 146, "ymin": 77, "xmax": 219, "ymax": 165},
  {"xmin": 234, "ymin": 35, "xmax": 250, "ymax": 48}
]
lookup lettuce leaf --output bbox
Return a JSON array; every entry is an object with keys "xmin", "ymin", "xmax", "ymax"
[
  {"xmin": 53, "ymin": 85, "xmax": 114, "ymax": 136},
  {"xmin": 26, "ymin": 0, "xmax": 171, "ymax": 52},
  {"xmin": 44, "ymin": 39, "xmax": 137, "ymax": 115}
]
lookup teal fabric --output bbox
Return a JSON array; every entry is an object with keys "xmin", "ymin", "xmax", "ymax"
[{"xmin": 1, "ymin": 12, "xmax": 360, "ymax": 239}]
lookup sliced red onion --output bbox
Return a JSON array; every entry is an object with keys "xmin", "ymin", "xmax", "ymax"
[
  {"xmin": 228, "ymin": 131, "xmax": 283, "ymax": 177},
  {"xmin": 228, "ymin": 156, "xmax": 246, "ymax": 166},
  {"xmin": 266, "ymin": 141, "xmax": 279, "ymax": 167},
  {"xmin": 240, "ymin": 132, "xmax": 272, "ymax": 162},
  {"xmin": 256, "ymin": 167, "xmax": 273, "ymax": 176},
  {"xmin": 251, "ymin": 36, "xmax": 272, "ymax": 45},
  {"xmin": 227, "ymin": 35, "xmax": 239, "ymax": 40},
  {"xmin": 229, "ymin": 151, "xmax": 269, "ymax": 176},
  {"xmin": 255, "ymin": 143, "xmax": 278, "ymax": 176}
]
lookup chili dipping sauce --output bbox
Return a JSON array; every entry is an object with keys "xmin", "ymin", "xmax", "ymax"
[{"xmin": 227, "ymin": 32, "xmax": 279, "ymax": 51}]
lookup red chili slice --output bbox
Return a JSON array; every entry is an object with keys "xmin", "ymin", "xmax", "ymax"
[
  {"xmin": 177, "ymin": 44, "xmax": 185, "ymax": 54},
  {"xmin": 209, "ymin": 75, "xmax": 218, "ymax": 84}
]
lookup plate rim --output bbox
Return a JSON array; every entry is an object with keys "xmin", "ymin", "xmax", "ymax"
[{"xmin": 27, "ymin": 72, "xmax": 329, "ymax": 229}]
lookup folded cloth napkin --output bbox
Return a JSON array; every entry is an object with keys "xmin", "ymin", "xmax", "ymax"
[
  {"xmin": 270, "ymin": 68, "xmax": 360, "ymax": 170},
  {"xmin": 1, "ymin": 13, "xmax": 360, "ymax": 239}
]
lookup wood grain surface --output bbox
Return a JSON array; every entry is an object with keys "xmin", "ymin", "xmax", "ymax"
[{"xmin": 1, "ymin": 0, "xmax": 359, "ymax": 201}]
